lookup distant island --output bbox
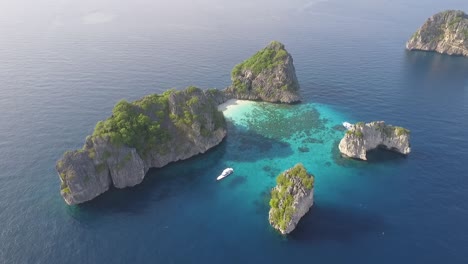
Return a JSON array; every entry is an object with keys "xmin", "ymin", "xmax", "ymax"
[
  {"xmin": 269, "ymin": 163, "xmax": 314, "ymax": 234},
  {"xmin": 56, "ymin": 41, "xmax": 301, "ymax": 205},
  {"xmin": 339, "ymin": 121, "xmax": 411, "ymax": 161},
  {"xmin": 407, "ymin": 10, "xmax": 468, "ymax": 57}
]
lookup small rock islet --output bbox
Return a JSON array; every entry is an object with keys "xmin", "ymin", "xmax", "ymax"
[
  {"xmin": 338, "ymin": 121, "xmax": 411, "ymax": 161},
  {"xmin": 269, "ymin": 164, "xmax": 314, "ymax": 235}
]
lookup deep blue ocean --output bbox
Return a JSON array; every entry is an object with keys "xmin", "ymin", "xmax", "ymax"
[{"xmin": 1, "ymin": 0, "xmax": 468, "ymax": 263}]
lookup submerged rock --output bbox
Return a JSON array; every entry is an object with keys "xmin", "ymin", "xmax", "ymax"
[
  {"xmin": 406, "ymin": 10, "xmax": 468, "ymax": 57},
  {"xmin": 56, "ymin": 87, "xmax": 227, "ymax": 205},
  {"xmin": 269, "ymin": 164, "xmax": 314, "ymax": 235},
  {"xmin": 225, "ymin": 41, "xmax": 301, "ymax": 103},
  {"xmin": 338, "ymin": 121, "xmax": 411, "ymax": 161}
]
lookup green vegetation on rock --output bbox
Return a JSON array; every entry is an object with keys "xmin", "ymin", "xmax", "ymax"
[
  {"xmin": 448, "ymin": 16, "xmax": 463, "ymax": 27},
  {"xmin": 231, "ymin": 41, "xmax": 288, "ymax": 77},
  {"xmin": 92, "ymin": 95, "xmax": 171, "ymax": 156},
  {"xmin": 346, "ymin": 129, "xmax": 363, "ymax": 138},
  {"xmin": 116, "ymin": 153, "xmax": 133, "ymax": 170},
  {"xmin": 347, "ymin": 122, "xmax": 409, "ymax": 138},
  {"xmin": 395, "ymin": 126, "xmax": 410, "ymax": 136},
  {"xmin": 226, "ymin": 41, "xmax": 301, "ymax": 103},
  {"xmin": 269, "ymin": 164, "xmax": 314, "ymax": 231},
  {"xmin": 169, "ymin": 87, "xmax": 225, "ymax": 134},
  {"xmin": 61, "ymin": 187, "xmax": 71, "ymax": 194},
  {"xmin": 95, "ymin": 163, "xmax": 107, "ymax": 173},
  {"xmin": 90, "ymin": 86, "xmax": 223, "ymax": 157}
]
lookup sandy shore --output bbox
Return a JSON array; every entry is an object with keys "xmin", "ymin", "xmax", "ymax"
[{"xmin": 217, "ymin": 99, "xmax": 252, "ymax": 112}]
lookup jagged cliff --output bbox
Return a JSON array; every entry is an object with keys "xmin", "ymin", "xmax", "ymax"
[
  {"xmin": 269, "ymin": 164, "xmax": 314, "ymax": 235},
  {"xmin": 406, "ymin": 10, "xmax": 468, "ymax": 57},
  {"xmin": 56, "ymin": 87, "xmax": 227, "ymax": 205},
  {"xmin": 338, "ymin": 121, "xmax": 411, "ymax": 161},
  {"xmin": 225, "ymin": 41, "xmax": 301, "ymax": 103}
]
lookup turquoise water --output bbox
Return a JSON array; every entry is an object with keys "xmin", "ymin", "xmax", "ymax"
[
  {"xmin": 1, "ymin": 0, "xmax": 468, "ymax": 263},
  {"xmin": 221, "ymin": 101, "xmax": 352, "ymax": 204}
]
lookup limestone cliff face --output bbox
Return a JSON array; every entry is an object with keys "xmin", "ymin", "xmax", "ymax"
[
  {"xmin": 56, "ymin": 87, "xmax": 226, "ymax": 205},
  {"xmin": 338, "ymin": 121, "xmax": 411, "ymax": 161},
  {"xmin": 225, "ymin": 41, "xmax": 301, "ymax": 103},
  {"xmin": 203, "ymin": 88, "xmax": 231, "ymax": 105},
  {"xmin": 269, "ymin": 164, "xmax": 314, "ymax": 235},
  {"xmin": 406, "ymin": 10, "xmax": 468, "ymax": 57}
]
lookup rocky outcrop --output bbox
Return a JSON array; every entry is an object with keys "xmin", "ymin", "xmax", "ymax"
[
  {"xmin": 204, "ymin": 88, "xmax": 231, "ymax": 105},
  {"xmin": 225, "ymin": 41, "xmax": 301, "ymax": 103},
  {"xmin": 269, "ymin": 164, "xmax": 314, "ymax": 235},
  {"xmin": 56, "ymin": 87, "xmax": 226, "ymax": 205},
  {"xmin": 338, "ymin": 121, "xmax": 411, "ymax": 161},
  {"xmin": 406, "ymin": 10, "xmax": 468, "ymax": 57}
]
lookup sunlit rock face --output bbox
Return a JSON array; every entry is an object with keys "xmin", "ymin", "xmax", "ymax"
[
  {"xmin": 407, "ymin": 10, "xmax": 468, "ymax": 57},
  {"xmin": 339, "ymin": 121, "xmax": 411, "ymax": 161}
]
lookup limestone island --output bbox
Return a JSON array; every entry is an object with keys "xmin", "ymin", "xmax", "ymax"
[
  {"xmin": 406, "ymin": 10, "xmax": 468, "ymax": 57},
  {"xmin": 56, "ymin": 41, "xmax": 301, "ymax": 205},
  {"xmin": 269, "ymin": 164, "xmax": 314, "ymax": 235},
  {"xmin": 225, "ymin": 41, "xmax": 301, "ymax": 103},
  {"xmin": 339, "ymin": 121, "xmax": 411, "ymax": 161}
]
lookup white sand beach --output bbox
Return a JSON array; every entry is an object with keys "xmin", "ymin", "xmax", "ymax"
[{"xmin": 217, "ymin": 99, "xmax": 254, "ymax": 113}]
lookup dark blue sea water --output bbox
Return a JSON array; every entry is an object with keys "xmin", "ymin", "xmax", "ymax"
[{"xmin": 1, "ymin": 0, "xmax": 468, "ymax": 263}]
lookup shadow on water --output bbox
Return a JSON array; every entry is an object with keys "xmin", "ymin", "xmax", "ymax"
[
  {"xmin": 253, "ymin": 188, "xmax": 272, "ymax": 215},
  {"xmin": 262, "ymin": 165, "xmax": 283, "ymax": 178},
  {"xmin": 290, "ymin": 204, "xmax": 385, "ymax": 242},
  {"xmin": 250, "ymin": 188, "xmax": 385, "ymax": 242},
  {"xmin": 66, "ymin": 124, "xmax": 294, "ymax": 221},
  {"xmin": 403, "ymin": 51, "xmax": 468, "ymax": 90},
  {"xmin": 67, "ymin": 142, "xmax": 228, "ymax": 220},
  {"xmin": 249, "ymin": 186, "xmax": 385, "ymax": 242},
  {"xmin": 366, "ymin": 147, "xmax": 408, "ymax": 163},
  {"xmin": 331, "ymin": 140, "xmax": 364, "ymax": 168}
]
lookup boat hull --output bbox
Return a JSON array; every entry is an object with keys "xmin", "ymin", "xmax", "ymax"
[{"xmin": 216, "ymin": 168, "xmax": 234, "ymax": 181}]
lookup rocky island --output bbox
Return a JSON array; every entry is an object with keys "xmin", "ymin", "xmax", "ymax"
[
  {"xmin": 406, "ymin": 10, "xmax": 468, "ymax": 57},
  {"xmin": 56, "ymin": 41, "xmax": 301, "ymax": 205},
  {"xmin": 57, "ymin": 87, "xmax": 227, "ymax": 205},
  {"xmin": 225, "ymin": 41, "xmax": 301, "ymax": 103},
  {"xmin": 339, "ymin": 121, "xmax": 411, "ymax": 161},
  {"xmin": 269, "ymin": 164, "xmax": 314, "ymax": 235}
]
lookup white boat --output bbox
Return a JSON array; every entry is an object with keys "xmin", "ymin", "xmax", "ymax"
[
  {"xmin": 217, "ymin": 168, "xmax": 234, "ymax": 181},
  {"xmin": 343, "ymin": 122, "xmax": 353, "ymax": 130}
]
